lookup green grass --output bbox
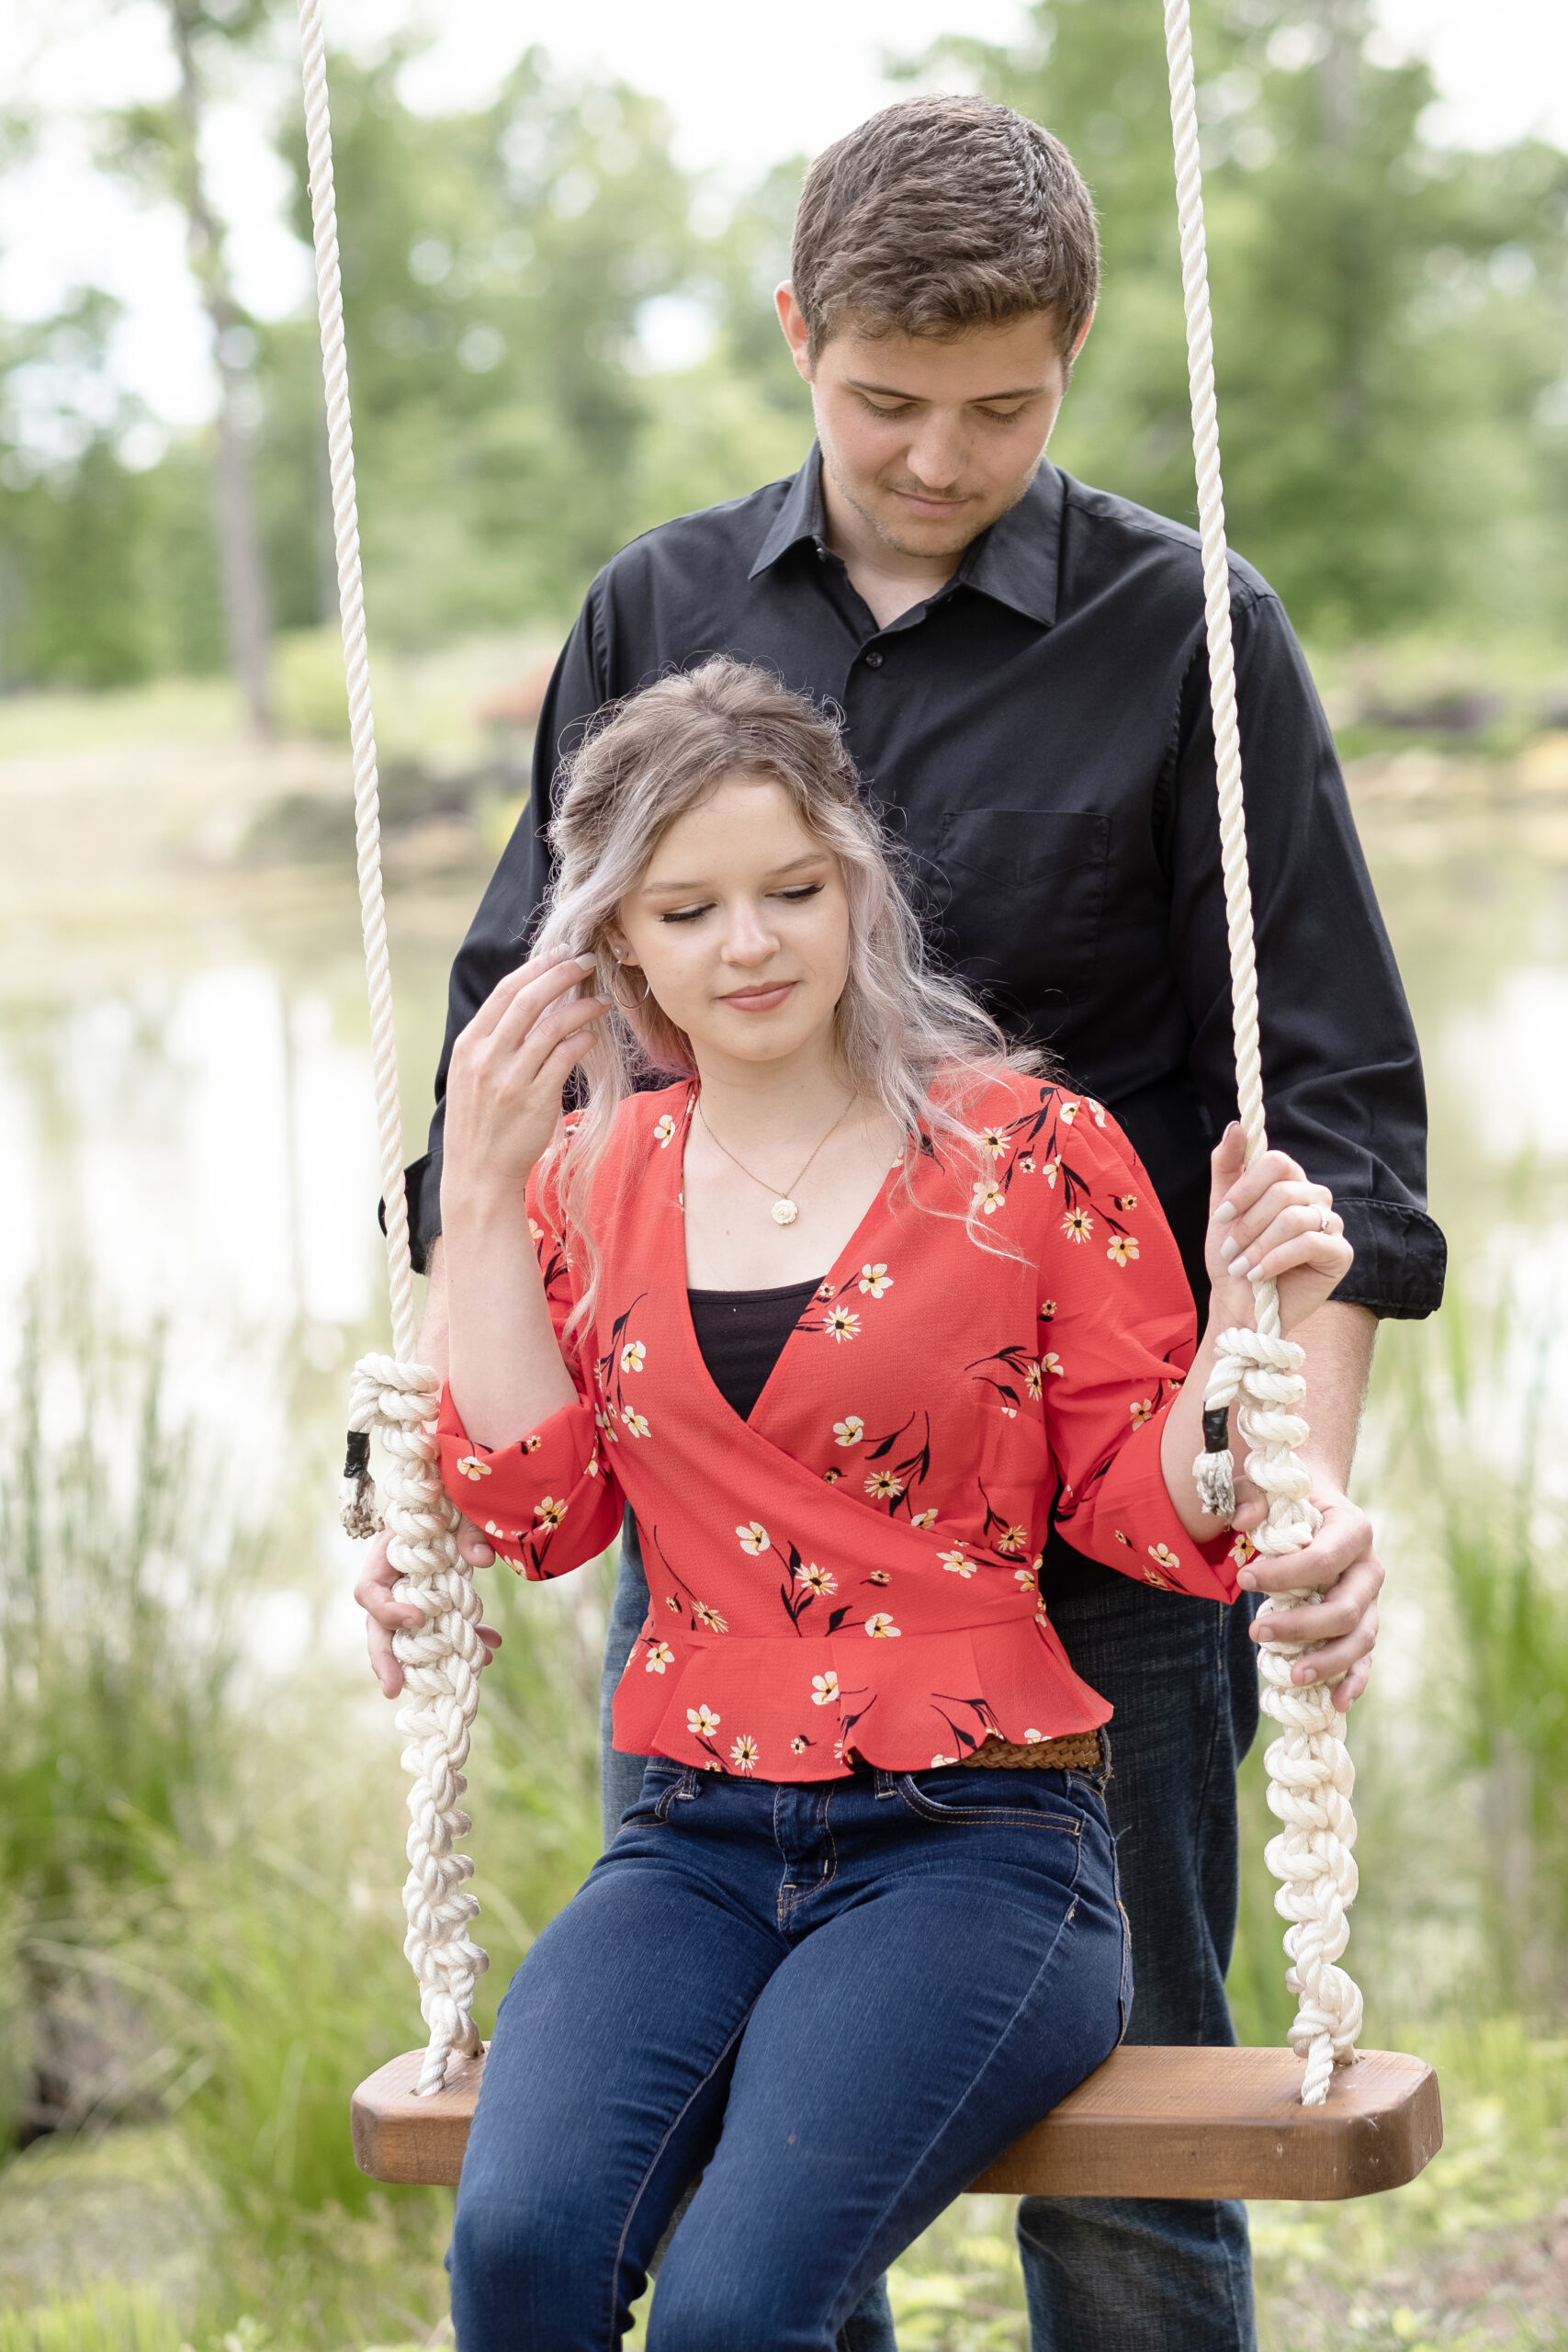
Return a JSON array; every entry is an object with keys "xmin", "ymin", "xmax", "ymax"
[
  {"xmin": 0, "ymin": 2289, "xmax": 185, "ymax": 2352},
  {"xmin": 0, "ymin": 630, "xmax": 558, "ymax": 770},
  {"xmin": 0, "ymin": 677, "xmax": 242, "ymax": 759}
]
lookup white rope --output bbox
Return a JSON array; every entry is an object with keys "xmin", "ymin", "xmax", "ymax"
[
  {"xmin": 1163, "ymin": 0, "xmax": 1362, "ymax": 2102},
  {"xmin": 350, "ymin": 1357, "xmax": 489, "ymax": 2089},
  {"xmin": 298, "ymin": 0, "xmax": 487, "ymax": 2096}
]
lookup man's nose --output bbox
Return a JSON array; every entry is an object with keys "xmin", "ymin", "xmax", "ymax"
[{"xmin": 903, "ymin": 416, "xmax": 966, "ymax": 491}]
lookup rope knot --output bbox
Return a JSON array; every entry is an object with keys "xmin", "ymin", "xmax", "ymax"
[{"xmin": 347, "ymin": 1345, "xmax": 487, "ymax": 2095}]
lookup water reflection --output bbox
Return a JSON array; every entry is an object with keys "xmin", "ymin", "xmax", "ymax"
[
  {"xmin": 1, "ymin": 967, "xmax": 375, "ymax": 1353},
  {"xmin": 1448, "ymin": 968, "xmax": 1568, "ymax": 1158}
]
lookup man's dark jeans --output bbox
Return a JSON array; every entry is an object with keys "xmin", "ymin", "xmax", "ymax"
[{"xmin": 600, "ymin": 1527, "xmax": 1260, "ymax": 2352}]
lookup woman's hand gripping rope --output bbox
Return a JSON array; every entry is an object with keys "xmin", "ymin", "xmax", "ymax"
[
  {"xmin": 1200, "ymin": 1123, "xmax": 1381, "ymax": 1713},
  {"xmin": 1200, "ymin": 1125, "xmax": 1370, "ymax": 2096}
]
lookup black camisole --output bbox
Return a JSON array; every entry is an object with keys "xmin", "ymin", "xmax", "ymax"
[{"xmin": 686, "ymin": 1274, "xmax": 824, "ymax": 1422}]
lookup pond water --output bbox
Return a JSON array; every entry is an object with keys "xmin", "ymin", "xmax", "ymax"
[{"xmin": 6, "ymin": 709, "xmax": 1568, "ymax": 1659}]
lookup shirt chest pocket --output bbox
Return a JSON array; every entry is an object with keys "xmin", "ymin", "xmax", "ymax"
[{"xmin": 936, "ymin": 808, "xmax": 1111, "ymax": 1025}]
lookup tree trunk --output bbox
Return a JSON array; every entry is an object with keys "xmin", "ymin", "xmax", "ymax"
[
  {"xmin": 1310, "ymin": 0, "xmax": 1370, "ymax": 153},
  {"xmin": 166, "ymin": 2, "xmax": 273, "ymax": 735}
]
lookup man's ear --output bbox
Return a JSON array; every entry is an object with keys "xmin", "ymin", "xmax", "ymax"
[
  {"xmin": 774, "ymin": 282, "xmax": 814, "ymax": 384},
  {"xmin": 1068, "ymin": 305, "xmax": 1097, "ymax": 367}
]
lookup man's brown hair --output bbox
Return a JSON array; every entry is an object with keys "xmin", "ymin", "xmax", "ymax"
[{"xmin": 790, "ymin": 95, "xmax": 1099, "ymax": 361}]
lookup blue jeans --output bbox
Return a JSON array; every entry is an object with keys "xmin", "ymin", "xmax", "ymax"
[
  {"xmin": 601, "ymin": 1522, "xmax": 1260, "ymax": 2352},
  {"xmin": 452, "ymin": 1753, "xmax": 1128, "ymax": 2351}
]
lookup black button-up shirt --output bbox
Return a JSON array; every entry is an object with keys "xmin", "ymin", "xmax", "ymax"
[
  {"xmin": 412, "ymin": 447, "xmax": 1441, "ymax": 1326},
  {"xmin": 410, "ymin": 451, "xmax": 1443, "ymax": 1600}
]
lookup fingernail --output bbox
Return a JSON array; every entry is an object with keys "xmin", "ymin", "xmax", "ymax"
[
  {"xmin": 576, "ymin": 952, "xmax": 598, "ymax": 970},
  {"xmin": 1214, "ymin": 1202, "xmax": 1236, "ymax": 1223},
  {"xmin": 1231, "ymin": 1255, "xmax": 1250, "ymax": 1277},
  {"xmin": 1219, "ymin": 1235, "xmax": 1238, "ymax": 1261},
  {"xmin": 1297, "ymin": 1665, "xmax": 1317, "ymax": 1682},
  {"xmin": 1237, "ymin": 1569, "xmax": 1257, "ymax": 1589}
]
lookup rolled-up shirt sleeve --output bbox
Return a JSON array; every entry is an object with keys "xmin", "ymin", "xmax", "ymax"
[
  {"xmin": 435, "ymin": 1162, "xmax": 623, "ymax": 1577},
  {"xmin": 1167, "ymin": 582, "xmax": 1445, "ymax": 1320}
]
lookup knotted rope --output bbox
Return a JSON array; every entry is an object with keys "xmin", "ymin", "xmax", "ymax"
[
  {"xmin": 1163, "ymin": 0, "xmax": 1362, "ymax": 2102},
  {"xmin": 298, "ymin": 0, "xmax": 487, "ymax": 2096}
]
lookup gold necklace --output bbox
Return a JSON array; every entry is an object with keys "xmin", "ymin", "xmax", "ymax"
[{"xmin": 695, "ymin": 1092, "xmax": 857, "ymax": 1227}]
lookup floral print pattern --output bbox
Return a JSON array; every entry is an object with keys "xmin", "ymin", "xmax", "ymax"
[{"xmin": 437, "ymin": 1074, "xmax": 1239, "ymax": 1782}]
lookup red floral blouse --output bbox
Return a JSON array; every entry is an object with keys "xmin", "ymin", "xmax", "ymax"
[{"xmin": 437, "ymin": 1073, "xmax": 1244, "ymax": 1782}]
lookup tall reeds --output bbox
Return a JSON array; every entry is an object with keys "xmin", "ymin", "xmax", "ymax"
[
  {"xmin": 0, "ymin": 1288, "xmax": 258, "ymax": 2142},
  {"xmin": 1228, "ymin": 1287, "xmax": 1568, "ymax": 2045},
  {"xmin": 1391, "ymin": 1292, "xmax": 1568, "ymax": 2017},
  {"xmin": 0, "ymin": 1285, "xmax": 605, "ymax": 2341}
]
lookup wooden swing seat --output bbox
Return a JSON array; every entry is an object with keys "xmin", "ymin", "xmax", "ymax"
[{"xmin": 352, "ymin": 2041, "xmax": 1440, "ymax": 2202}]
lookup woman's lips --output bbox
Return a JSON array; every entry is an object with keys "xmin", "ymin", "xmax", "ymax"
[{"xmin": 720, "ymin": 982, "xmax": 796, "ymax": 1012}]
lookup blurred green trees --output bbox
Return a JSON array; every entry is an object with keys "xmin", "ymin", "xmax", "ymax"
[
  {"xmin": 922, "ymin": 0, "xmax": 1568, "ymax": 639},
  {"xmin": 278, "ymin": 46, "xmax": 698, "ymax": 639},
  {"xmin": 2, "ymin": 0, "xmax": 1566, "ymax": 688}
]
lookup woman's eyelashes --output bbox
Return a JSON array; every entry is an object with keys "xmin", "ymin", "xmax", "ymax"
[{"xmin": 655, "ymin": 883, "xmax": 825, "ymax": 925}]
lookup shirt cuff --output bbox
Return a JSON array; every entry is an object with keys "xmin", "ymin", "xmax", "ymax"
[
  {"xmin": 1057, "ymin": 1412, "xmax": 1240, "ymax": 1601},
  {"xmin": 378, "ymin": 1150, "xmax": 442, "ymax": 1277},
  {"xmin": 1333, "ymin": 1198, "xmax": 1447, "ymax": 1320},
  {"xmin": 436, "ymin": 1384, "xmax": 617, "ymax": 1579}
]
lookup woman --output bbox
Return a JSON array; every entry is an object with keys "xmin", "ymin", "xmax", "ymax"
[{"xmin": 436, "ymin": 658, "xmax": 1356, "ymax": 2351}]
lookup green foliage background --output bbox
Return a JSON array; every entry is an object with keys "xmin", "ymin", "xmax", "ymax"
[{"xmin": 3, "ymin": 0, "xmax": 1567, "ymax": 690}]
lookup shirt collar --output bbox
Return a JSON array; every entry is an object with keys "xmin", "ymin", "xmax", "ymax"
[
  {"xmin": 748, "ymin": 445, "xmax": 1063, "ymax": 630},
  {"xmin": 748, "ymin": 447, "xmax": 829, "ymax": 577}
]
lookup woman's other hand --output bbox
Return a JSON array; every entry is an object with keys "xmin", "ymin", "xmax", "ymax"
[
  {"xmin": 1204, "ymin": 1123, "xmax": 1353, "ymax": 1339},
  {"xmin": 442, "ymin": 950, "xmax": 608, "ymax": 1211}
]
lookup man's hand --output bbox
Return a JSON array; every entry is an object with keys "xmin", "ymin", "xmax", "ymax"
[
  {"xmin": 1233, "ymin": 1479, "xmax": 1381, "ymax": 1713},
  {"xmin": 355, "ymin": 1518, "xmax": 503, "ymax": 1700}
]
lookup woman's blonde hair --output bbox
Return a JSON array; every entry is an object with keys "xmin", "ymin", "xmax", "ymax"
[{"xmin": 531, "ymin": 657, "xmax": 1041, "ymax": 1328}]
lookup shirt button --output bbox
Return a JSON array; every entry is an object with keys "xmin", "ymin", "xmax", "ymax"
[{"xmin": 864, "ymin": 650, "xmax": 884, "ymax": 668}]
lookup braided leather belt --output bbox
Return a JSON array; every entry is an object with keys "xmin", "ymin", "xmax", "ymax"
[{"xmin": 962, "ymin": 1729, "xmax": 1106, "ymax": 1772}]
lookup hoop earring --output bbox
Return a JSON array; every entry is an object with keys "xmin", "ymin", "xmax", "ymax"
[{"xmin": 612, "ymin": 955, "xmax": 651, "ymax": 1008}]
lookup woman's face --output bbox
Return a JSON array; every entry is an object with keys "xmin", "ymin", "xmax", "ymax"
[{"xmin": 612, "ymin": 773, "xmax": 852, "ymax": 1073}]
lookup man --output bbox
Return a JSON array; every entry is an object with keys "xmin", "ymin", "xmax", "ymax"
[{"xmin": 357, "ymin": 94, "xmax": 1441, "ymax": 2352}]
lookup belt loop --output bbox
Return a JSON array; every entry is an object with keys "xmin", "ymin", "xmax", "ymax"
[{"xmin": 874, "ymin": 1767, "xmax": 899, "ymax": 1800}]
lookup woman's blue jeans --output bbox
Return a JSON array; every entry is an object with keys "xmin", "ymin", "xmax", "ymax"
[
  {"xmin": 600, "ymin": 1523, "xmax": 1261, "ymax": 2352},
  {"xmin": 450, "ymin": 1755, "xmax": 1129, "ymax": 2352}
]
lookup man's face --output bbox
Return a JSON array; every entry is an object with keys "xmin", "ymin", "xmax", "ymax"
[{"xmin": 776, "ymin": 291, "xmax": 1089, "ymax": 564}]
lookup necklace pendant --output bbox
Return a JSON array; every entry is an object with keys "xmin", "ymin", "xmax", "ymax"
[{"xmin": 772, "ymin": 1197, "xmax": 799, "ymax": 1227}]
